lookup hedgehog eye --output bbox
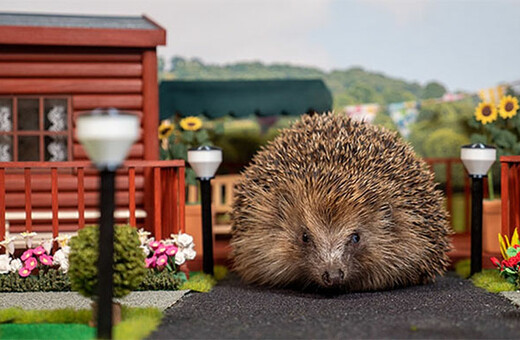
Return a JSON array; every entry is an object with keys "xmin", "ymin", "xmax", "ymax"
[
  {"xmin": 302, "ymin": 232, "xmax": 310, "ymax": 243},
  {"xmin": 350, "ymin": 233, "xmax": 360, "ymax": 244}
]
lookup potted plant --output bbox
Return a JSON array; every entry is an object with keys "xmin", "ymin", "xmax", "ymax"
[
  {"xmin": 470, "ymin": 92, "xmax": 520, "ymax": 253},
  {"xmin": 68, "ymin": 225, "xmax": 146, "ymax": 325}
]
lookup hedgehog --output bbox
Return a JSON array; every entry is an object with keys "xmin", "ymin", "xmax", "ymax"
[{"xmin": 230, "ymin": 112, "xmax": 452, "ymax": 292}]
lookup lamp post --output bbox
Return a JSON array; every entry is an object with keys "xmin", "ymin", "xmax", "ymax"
[
  {"xmin": 187, "ymin": 146, "xmax": 222, "ymax": 276},
  {"xmin": 461, "ymin": 143, "xmax": 496, "ymax": 276},
  {"xmin": 76, "ymin": 109, "xmax": 139, "ymax": 339}
]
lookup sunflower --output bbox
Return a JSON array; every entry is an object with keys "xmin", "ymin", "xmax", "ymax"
[
  {"xmin": 498, "ymin": 95, "xmax": 519, "ymax": 119},
  {"xmin": 475, "ymin": 102, "xmax": 498, "ymax": 125},
  {"xmin": 180, "ymin": 116, "xmax": 203, "ymax": 131},
  {"xmin": 158, "ymin": 120, "xmax": 174, "ymax": 139}
]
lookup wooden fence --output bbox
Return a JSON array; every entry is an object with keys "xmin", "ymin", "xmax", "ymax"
[{"xmin": 0, "ymin": 160, "xmax": 186, "ymax": 245}]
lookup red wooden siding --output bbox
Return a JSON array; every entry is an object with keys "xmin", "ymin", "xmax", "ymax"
[{"xmin": 0, "ymin": 46, "xmax": 158, "ymax": 234}]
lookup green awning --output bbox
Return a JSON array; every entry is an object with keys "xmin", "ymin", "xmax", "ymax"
[{"xmin": 159, "ymin": 79, "xmax": 333, "ymax": 120}]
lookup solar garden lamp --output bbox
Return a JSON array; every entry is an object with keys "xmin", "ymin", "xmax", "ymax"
[
  {"xmin": 461, "ymin": 143, "xmax": 496, "ymax": 276},
  {"xmin": 187, "ymin": 146, "xmax": 222, "ymax": 276},
  {"xmin": 76, "ymin": 109, "xmax": 139, "ymax": 340}
]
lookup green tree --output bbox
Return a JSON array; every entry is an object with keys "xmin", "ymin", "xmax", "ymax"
[{"xmin": 421, "ymin": 81, "xmax": 447, "ymax": 99}]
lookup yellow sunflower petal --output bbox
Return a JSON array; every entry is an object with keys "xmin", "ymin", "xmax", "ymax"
[
  {"xmin": 498, "ymin": 95, "xmax": 519, "ymax": 119},
  {"xmin": 180, "ymin": 116, "xmax": 203, "ymax": 131},
  {"xmin": 475, "ymin": 102, "xmax": 498, "ymax": 125},
  {"xmin": 158, "ymin": 120, "xmax": 174, "ymax": 139}
]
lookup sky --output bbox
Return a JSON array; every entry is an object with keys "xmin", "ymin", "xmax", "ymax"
[{"xmin": 2, "ymin": 0, "xmax": 520, "ymax": 92}]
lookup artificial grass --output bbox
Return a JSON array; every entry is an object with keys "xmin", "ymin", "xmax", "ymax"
[
  {"xmin": 0, "ymin": 323, "xmax": 94, "ymax": 340},
  {"xmin": 455, "ymin": 259, "xmax": 516, "ymax": 293},
  {"xmin": 471, "ymin": 269, "xmax": 517, "ymax": 293},
  {"xmin": 0, "ymin": 306, "xmax": 162, "ymax": 340},
  {"xmin": 179, "ymin": 265, "xmax": 229, "ymax": 293}
]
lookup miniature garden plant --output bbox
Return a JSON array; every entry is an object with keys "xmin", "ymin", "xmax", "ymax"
[
  {"xmin": 158, "ymin": 116, "xmax": 223, "ymax": 185},
  {"xmin": 490, "ymin": 228, "xmax": 520, "ymax": 288},
  {"xmin": 470, "ymin": 93, "xmax": 520, "ymax": 199},
  {"xmin": 68, "ymin": 225, "xmax": 146, "ymax": 299}
]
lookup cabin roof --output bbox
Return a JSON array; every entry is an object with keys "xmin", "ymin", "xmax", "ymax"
[
  {"xmin": 0, "ymin": 12, "xmax": 166, "ymax": 47},
  {"xmin": 0, "ymin": 12, "xmax": 160, "ymax": 30}
]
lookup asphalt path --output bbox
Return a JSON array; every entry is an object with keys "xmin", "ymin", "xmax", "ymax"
[{"xmin": 150, "ymin": 273, "xmax": 520, "ymax": 339}]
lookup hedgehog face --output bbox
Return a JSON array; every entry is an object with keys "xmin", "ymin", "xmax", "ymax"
[{"xmin": 274, "ymin": 184, "xmax": 393, "ymax": 291}]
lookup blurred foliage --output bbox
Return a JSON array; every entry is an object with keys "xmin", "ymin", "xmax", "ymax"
[
  {"xmin": 69, "ymin": 225, "xmax": 146, "ymax": 299},
  {"xmin": 162, "ymin": 57, "xmax": 449, "ymax": 111}
]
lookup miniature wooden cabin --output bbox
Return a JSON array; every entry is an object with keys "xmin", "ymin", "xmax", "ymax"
[{"xmin": 0, "ymin": 13, "xmax": 185, "ymax": 242}]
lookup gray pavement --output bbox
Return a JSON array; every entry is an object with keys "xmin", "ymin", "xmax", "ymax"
[
  {"xmin": 0, "ymin": 290, "xmax": 188, "ymax": 311},
  {"xmin": 150, "ymin": 273, "xmax": 520, "ymax": 339}
]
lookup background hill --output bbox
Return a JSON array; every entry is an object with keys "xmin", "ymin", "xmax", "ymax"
[{"xmin": 159, "ymin": 56, "xmax": 449, "ymax": 110}]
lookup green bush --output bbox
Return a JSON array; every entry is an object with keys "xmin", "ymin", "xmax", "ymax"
[
  {"xmin": 68, "ymin": 225, "xmax": 146, "ymax": 299},
  {"xmin": 0, "ymin": 268, "xmax": 70, "ymax": 292},
  {"xmin": 137, "ymin": 270, "xmax": 186, "ymax": 291}
]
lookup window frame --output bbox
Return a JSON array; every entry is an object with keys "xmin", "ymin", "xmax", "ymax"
[{"xmin": 0, "ymin": 95, "xmax": 73, "ymax": 162}]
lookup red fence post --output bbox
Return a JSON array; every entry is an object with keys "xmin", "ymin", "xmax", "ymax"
[
  {"xmin": 179, "ymin": 166, "xmax": 186, "ymax": 234},
  {"xmin": 501, "ymin": 161, "xmax": 510, "ymax": 238},
  {"xmin": 24, "ymin": 168, "xmax": 32, "ymax": 232},
  {"xmin": 153, "ymin": 167, "xmax": 162, "ymax": 240},
  {"xmin": 51, "ymin": 167, "xmax": 59, "ymax": 239}
]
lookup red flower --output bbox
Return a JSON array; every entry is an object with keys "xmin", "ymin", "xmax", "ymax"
[
  {"xmin": 491, "ymin": 257, "xmax": 501, "ymax": 267},
  {"xmin": 508, "ymin": 254, "xmax": 520, "ymax": 267},
  {"xmin": 514, "ymin": 245, "xmax": 520, "ymax": 249}
]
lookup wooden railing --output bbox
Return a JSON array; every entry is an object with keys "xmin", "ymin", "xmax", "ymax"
[
  {"xmin": 500, "ymin": 156, "xmax": 520, "ymax": 238},
  {"xmin": 424, "ymin": 157, "xmax": 471, "ymax": 233},
  {"xmin": 0, "ymin": 160, "xmax": 185, "ymax": 244}
]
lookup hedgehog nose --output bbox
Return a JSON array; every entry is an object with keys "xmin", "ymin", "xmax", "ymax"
[{"xmin": 322, "ymin": 269, "xmax": 344, "ymax": 287}]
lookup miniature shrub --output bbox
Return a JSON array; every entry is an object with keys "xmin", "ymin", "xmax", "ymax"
[
  {"xmin": 180, "ymin": 272, "xmax": 217, "ymax": 293},
  {"xmin": 0, "ymin": 268, "xmax": 70, "ymax": 292},
  {"xmin": 68, "ymin": 225, "xmax": 146, "ymax": 299},
  {"xmin": 137, "ymin": 270, "xmax": 185, "ymax": 291}
]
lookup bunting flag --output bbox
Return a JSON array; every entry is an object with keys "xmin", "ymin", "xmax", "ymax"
[
  {"xmin": 388, "ymin": 101, "xmax": 420, "ymax": 138},
  {"xmin": 344, "ymin": 103, "xmax": 380, "ymax": 123}
]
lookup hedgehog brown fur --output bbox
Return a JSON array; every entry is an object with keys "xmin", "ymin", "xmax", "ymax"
[{"xmin": 230, "ymin": 112, "xmax": 452, "ymax": 291}]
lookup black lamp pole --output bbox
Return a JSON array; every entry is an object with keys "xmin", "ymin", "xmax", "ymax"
[
  {"xmin": 470, "ymin": 175, "xmax": 484, "ymax": 276},
  {"xmin": 200, "ymin": 178, "xmax": 214, "ymax": 276},
  {"xmin": 97, "ymin": 169, "xmax": 116, "ymax": 339}
]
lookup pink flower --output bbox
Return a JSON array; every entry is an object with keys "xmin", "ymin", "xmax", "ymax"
[
  {"xmin": 165, "ymin": 245, "xmax": 178, "ymax": 256},
  {"xmin": 18, "ymin": 267, "xmax": 31, "ymax": 277},
  {"xmin": 33, "ymin": 246, "xmax": 46, "ymax": 256},
  {"xmin": 149, "ymin": 240, "xmax": 161, "ymax": 250},
  {"xmin": 21, "ymin": 249, "xmax": 33, "ymax": 261},
  {"xmin": 39, "ymin": 254, "xmax": 53, "ymax": 266},
  {"xmin": 145, "ymin": 256, "xmax": 157, "ymax": 268},
  {"xmin": 24, "ymin": 257, "xmax": 38, "ymax": 271},
  {"xmin": 156, "ymin": 255, "xmax": 168, "ymax": 267},
  {"xmin": 155, "ymin": 243, "xmax": 167, "ymax": 255}
]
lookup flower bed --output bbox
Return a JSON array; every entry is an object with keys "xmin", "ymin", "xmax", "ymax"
[
  {"xmin": 490, "ymin": 228, "xmax": 520, "ymax": 289},
  {"xmin": 0, "ymin": 227, "xmax": 197, "ymax": 293}
]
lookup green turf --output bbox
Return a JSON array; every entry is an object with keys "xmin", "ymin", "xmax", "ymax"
[
  {"xmin": 471, "ymin": 269, "xmax": 517, "ymax": 293},
  {"xmin": 450, "ymin": 192, "xmax": 467, "ymax": 233},
  {"xmin": 0, "ymin": 307, "xmax": 162, "ymax": 340},
  {"xmin": 0, "ymin": 323, "xmax": 94, "ymax": 340}
]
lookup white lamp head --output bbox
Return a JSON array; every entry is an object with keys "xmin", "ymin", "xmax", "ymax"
[
  {"xmin": 461, "ymin": 143, "xmax": 496, "ymax": 177},
  {"xmin": 76, "ymin": 108, "xmax": 140, "ymax": 170},
  {"xmin": 187, "ymin": 146, "xmax": 222, "ymax": 180}
]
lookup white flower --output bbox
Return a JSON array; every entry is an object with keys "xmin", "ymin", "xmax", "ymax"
[
  {"xmin": 174, "ymin": 251, "xmax": 186, "ymax": 266},
  {"xmin": 174, "ymin": 233, "xmax": 194, "ymax": 248},
  {"xmin": 0, "ymin": 236, "xmax": 16, "ymax": 255},
  {"xmin": 53, "ymin": 247, "xmax": 70, "ymax": 273},
  {"xmin": 9, "ymin": 259, "xmax": 22, "ymax": 272},
  {"xmin": 0, "ymin": 254, "xmax": 11, "ymax": 274},
  {"xmin": 41, "ymin": 238, "xmax": 53, "ymax": 254},
  {"xmin": 20, "ymin": 231, "xmax": 37, "ymax": 248},
  {"xmin": 171, "ymin": 233, "xmax": 197, "ymax": 265},
  {"xmin": 55, "ymin": 235, "xmax": 71, "ymax": 249},
  {"xmin": 183, "ymin": 245, "xmax": 196, "ymax": 260},
  {"xmin": 140, "ymin": 245, "xmax": 150, "ymax": 257},
  {"xmin": 137, "ymin": 228, "xmax": 151, "ymax": 246}
]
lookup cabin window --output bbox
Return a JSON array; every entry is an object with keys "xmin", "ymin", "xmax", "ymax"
[{"xmin": 0, "ymin": 97, "xmax": 70, "ymax": 162}]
